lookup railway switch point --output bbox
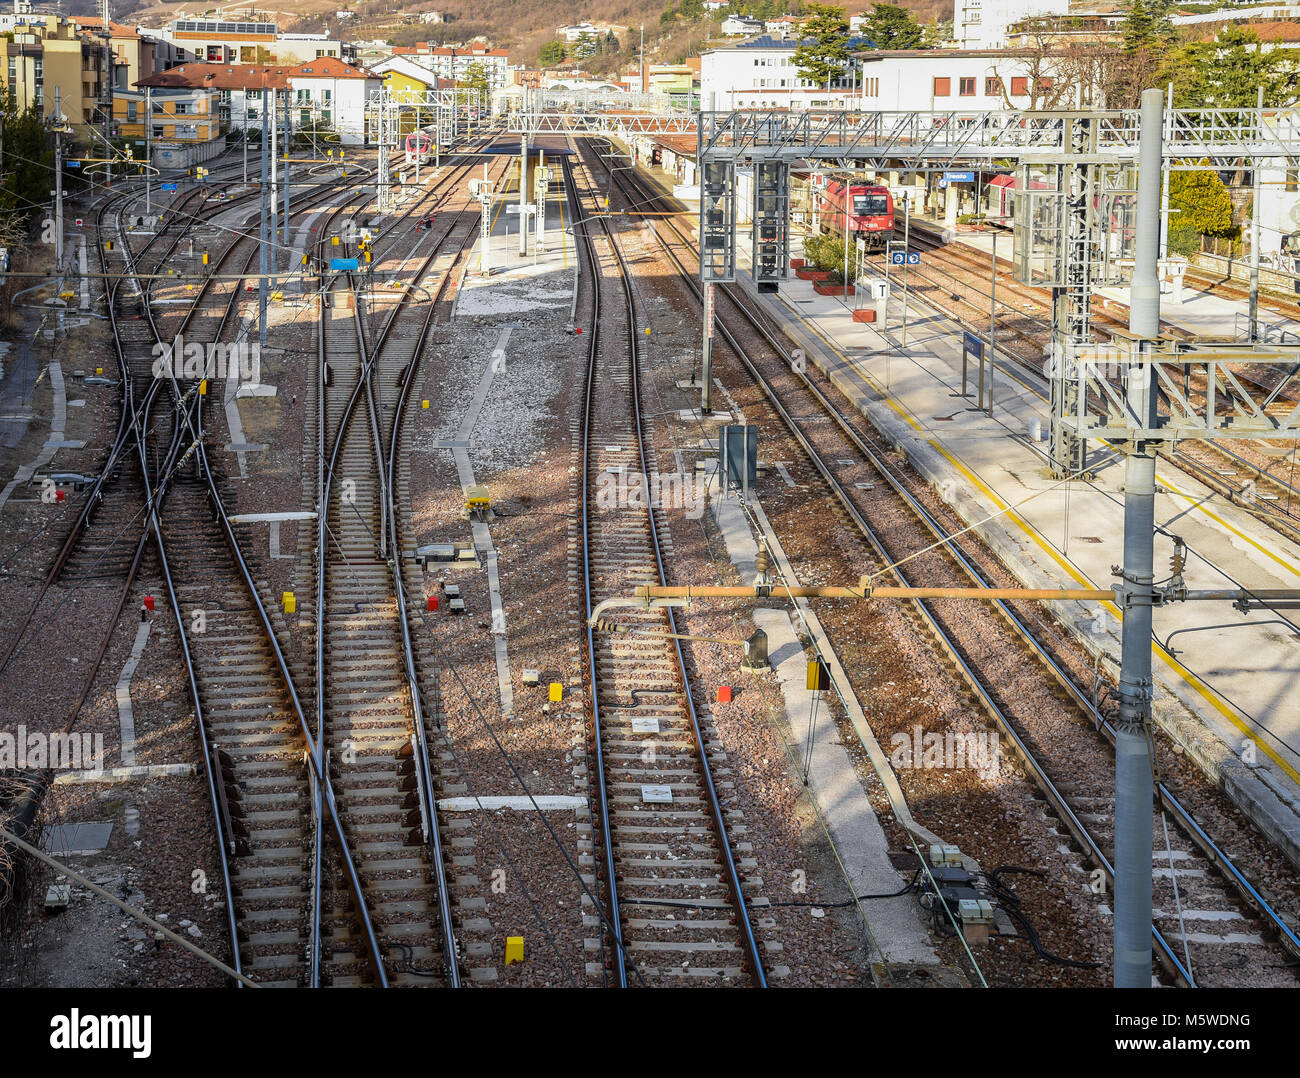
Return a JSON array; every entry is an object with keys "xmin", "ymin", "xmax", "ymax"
[{"xmin": 505, "ymin": 937, "xmax": 524, "ymax": 965}]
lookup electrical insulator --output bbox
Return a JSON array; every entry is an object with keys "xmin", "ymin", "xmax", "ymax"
[
  {"xmin": 755, "ymin": 541, "xmax": 770, "ymax": 581},
  {"xmin": 1169, "ymin": 537, "xmax": 1186, "ymax": 578}
]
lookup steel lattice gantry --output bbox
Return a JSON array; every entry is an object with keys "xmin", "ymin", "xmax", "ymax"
[{"xmin": 695, "ymin": 106, "xmax": 1300, "ymax": 475}]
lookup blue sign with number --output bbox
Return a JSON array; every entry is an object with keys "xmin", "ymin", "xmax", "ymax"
[
  {"xmin": 67, "ymin": 160, "xmax": 81, "ymax": 168},
  {"xmin": 963, "ymin": 331, "xmax": 984, "ymax": 360},
  {"xmin": 944, "ymin": 170, "xmax": 975, "ymax": 183},
  {"xmin": 161, "ymin": 182, "xmax": 178, "ymax": 190},
  {"xmin": 891, "ymin": 251, "xmax": 905, "ymax": 265},
  {"xmin": 907, "ymin": 252, "xmax": 920, "ymax": 265},
  {"xmin": 330, "ymin": 257, "xmax": 359, "ymax": 271}
]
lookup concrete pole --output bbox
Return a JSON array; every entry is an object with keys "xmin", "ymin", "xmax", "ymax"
[
  {"xmin": 701, "ymin": 283, "xmax": 714, "ymax": 413},
  {"xmin": 144, "ymin": 86, "xmax": 151, "ymax": 215},
  {"xmin": 282, "ymin": 90, "xmax": 290, "ymax": 279},
  {"xmin": 270, "ymin": 86, "xmax": 278, "ymax": 289},
  {"xmin": 536, "ymin": 148, "xmax": 545, "ymax": 251},
  {"xmin": 1114, "ymin": 86, "xmax": 1164, "ymax": 990},
  {"xmin": 518, "ymin": 134, "xmax": 528, "ymax": 256},
  {"xmin": 259, "ymin": 94, "xmax": 269, "ymax": 347},
  {"xmin": 53, "ymin": 88, "xmax": 64, "ymax": 274},
  {"xmin": 1249, "ymin": 85, "xmax": 1264, "ymax": 342},
  {"xmin": 901, "ymin": 195, "xmax": 911, "ymax": 352},
  {"xmin": 1158, "ymin": 83, "xmax": 1171, "ymax": 265}
]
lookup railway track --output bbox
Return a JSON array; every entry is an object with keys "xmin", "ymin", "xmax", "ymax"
[
  {"xmin": 601, "ymin": 145, "xmax": 1300, "ymax": 987},
  {"xmin": 312, "ymin": 147, "xmax": 499, "ymax": 986},
  {"xmin": 565, "ymin": 147, "xmax": 770, "ymax": 987}
]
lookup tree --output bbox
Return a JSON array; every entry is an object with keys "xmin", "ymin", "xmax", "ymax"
[
  {"xmin": 1175, "ymin": 27, "xmax": 1300, "ymax": 109},
  {"xmin": 1167, "ymin": 168, "xmax": 1238, "ymax": 255},
  {"xmin": 574, "ymin": 31, "xmax": 597, "ymax": 59},
  {"xmin": 457, "ymin": 60, "xmax": 491, "ymax": 98},
  {"xmin": 0, "ymin": 98, "xmax": 54, "ymax": 224},
  {"xmin": 539, "ymin": 40, "xmax": 565, "ymax": 66},
  {"xmin": 793, "ymin": 4, "xmax": 850, "ymax": 87},
  {"xmin": 862, "ymin": 3, "xmax": 925, "ymax": 49}
]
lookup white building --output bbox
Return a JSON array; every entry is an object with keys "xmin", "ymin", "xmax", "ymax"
[
  {"xmin": 137, "ymin": 57, "xmax": 381, "ymax": 144},
  {"xmin": 721, "ymin": 15, "xmax": 763, "ymax": 36},
  {"xmin": 390, "ymin": 44, "xmax": 510, "ymax": 89},
  {"xmin": 702, "ymin": 40, "xmax": 1056, "ymax": 111},
  {"xmin": 953, "ymin": 0, "xmax": 1069, "ymax": 49},
  {"xmin": 288, "ymin": 56, "xmax": 381, "ymax": 144},
  {"xmin": 557, "ymin": 22, "xmax": 599, "ymax": 43},
  {"xmin": 418, "ymin": 11, "xmax": 446, "ymax": 23}
]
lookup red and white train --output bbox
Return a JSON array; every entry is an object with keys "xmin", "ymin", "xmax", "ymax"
[{"xmin": 816, "ymin": 180, "xmax": 895, "ymax": 251}]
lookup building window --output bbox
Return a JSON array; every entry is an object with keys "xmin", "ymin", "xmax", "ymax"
[
  {"xmin": 863, "ymin": 76, "xmax": 879, "ymax": 96},
  {"xmin": 152, "ymin": 124, "xmax": 163, "ymax": 137},
  {"xmin": 933, "ymin": 77, "xmax": 950, "ymax": 96},
  {"xmin": 959, "ymin": 77, "xmax": 976, "ymax": 96},
  {"xmin": 127, "ymin": 101, "xmax": 137, "ymax": 121},
  {"xmin": 985, "ymin": 77, "xmax": 1002, "ymax": 96},
  {"xmin": 1010, "ymin": 76, "xmax": 1028, "ymax": 95},
  {"xmin": 1038, "ymin": 76, "xmax": 1054, "ymax": 91},
  {"xmin": 6, "ymin": 59, "xmax": 13, "ymax": 82}
]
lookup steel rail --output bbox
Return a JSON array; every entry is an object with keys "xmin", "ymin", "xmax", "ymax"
[
  {"xmin": 567, "ymin": 146, "xmax": 768, "ymax": 987},
  {"xmin": 614, "ymin": 158, "xmax": 1300, "ymax": 983}
]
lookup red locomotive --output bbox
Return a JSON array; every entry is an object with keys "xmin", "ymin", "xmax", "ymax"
[{"xmin": 816, "ymin": 180, "xmax": 895, "ymax": 251}]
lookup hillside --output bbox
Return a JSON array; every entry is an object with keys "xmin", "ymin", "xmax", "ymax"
[{"xmin": 114, "ymin": 0, "xmax": 953, "ymax": 72}]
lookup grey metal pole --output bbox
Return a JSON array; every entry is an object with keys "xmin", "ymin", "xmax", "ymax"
[
  {"xmin": 144, "ymin": 86, "xmax": 152, "ymax": 215},
  {"xmin": 1249, "ymin": 85, "xmax": 1264, "ymax": 342},
  {"xmin": 259, "ymin": 92, "xmax": 269, "ymax": 347},
  {"xmin": 901, "ymin": 195, "xmax": 911, "ymax": 352},
  {"xmin": 1114, "ymin": 86, "xmax": 1164, "ymax": 990},
  {"xmin": 987, "ymin": 228, "xmax": 996, "ymax": 414}
]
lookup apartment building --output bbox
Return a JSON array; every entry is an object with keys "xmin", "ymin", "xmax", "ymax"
[
  {"xmin": 138, "ymin": 58, "xmax": 380, "ymax": 145},
  {"xmin": 389, "ymin": 44, "xmax": 510, "ymax": 89},
  {"xmin": 702, "ymin": 38, "xmax": 1056, "ymax": 111},
  {"xmin": 1, "ymin": 16, "xmax": 104, "ymax": 128},
  {"xmin": 953, "ymin": 0, "xmax": 1069, "ymax": 49},
  {"xmin": 158, "ymin": 17, "xmax": 349, "ymax": 66}
]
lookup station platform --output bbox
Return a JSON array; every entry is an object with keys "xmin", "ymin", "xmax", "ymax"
[{"xmin": 739, "ymin": 226, "xmax": 1300, "ymax": 867}]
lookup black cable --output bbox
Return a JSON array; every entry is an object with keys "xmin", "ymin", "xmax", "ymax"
[{"xmin": 986, "ymin": 866, "xmax": 1102, "ymax": 970}]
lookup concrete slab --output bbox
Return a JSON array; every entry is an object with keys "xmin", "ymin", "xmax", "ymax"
[{"xmin": 43, "ymin": 822, "xmax": 113, "ymax": 856}]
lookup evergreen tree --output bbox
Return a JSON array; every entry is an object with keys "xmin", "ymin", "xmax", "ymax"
[
  {"xmin": 793, "ymin": 3, "xmax": 850, "ymax": 86},
  {"xmin": 1176, "ymin": 27, "xmax": 1300, "ymax": 108},
  {"xmin": 863, "ymin": 3, "xmax": 926, "ymax": 49}
]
